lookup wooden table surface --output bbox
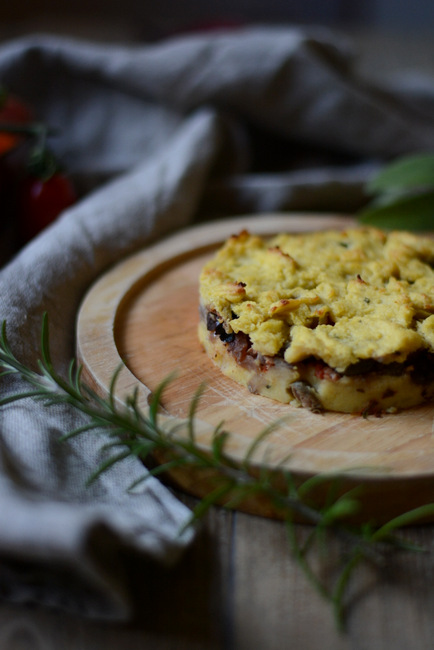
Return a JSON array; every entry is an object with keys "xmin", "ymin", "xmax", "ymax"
[
  {"xmin": 1, "ymin": 498, "xmax": 434, "ymax": 649},
  {"xmin": 1, "ymin": 24, "xmax": 434, "ymax": 650}
]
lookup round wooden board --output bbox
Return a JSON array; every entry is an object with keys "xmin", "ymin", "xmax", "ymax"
[{"xmin": 76, "ymin": 214, "xmax": 434, "ymax": 523}]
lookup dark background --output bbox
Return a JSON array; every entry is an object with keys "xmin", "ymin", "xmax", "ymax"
[{"xmin": 1, "ymin": 0, "xmax": 434, "ymax": 43}]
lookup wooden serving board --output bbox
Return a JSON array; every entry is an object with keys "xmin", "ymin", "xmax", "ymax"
[{"xmin": 76, "ymin": 214, "xmax": 434, "ymax": 523}]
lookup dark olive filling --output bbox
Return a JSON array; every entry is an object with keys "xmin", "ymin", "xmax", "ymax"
[
  {"xmin": 204, "ymin": 307, "xmax": 434, "ymax": 385},
  {"xmin": 343, "ymin": 352, "xmax": 434, "ymax": 384}
]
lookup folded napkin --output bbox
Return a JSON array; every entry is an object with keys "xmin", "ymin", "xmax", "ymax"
[{"xmin": 1, "ymin": 26, "xmax": 434, "ymax": 620}]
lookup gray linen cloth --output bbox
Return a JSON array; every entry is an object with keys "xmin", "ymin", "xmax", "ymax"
[{"xmin": 1, "ymin": 26, "xmax": 434, "ymax": 620}]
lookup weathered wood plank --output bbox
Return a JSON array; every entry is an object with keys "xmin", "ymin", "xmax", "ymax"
[
  {"xmin": 231, "ymin": 514, "xmax": 434, "ymax": 650},
  {"xmin": 231, "ymin": 512, "xmax": 350, "ymax": 650}
]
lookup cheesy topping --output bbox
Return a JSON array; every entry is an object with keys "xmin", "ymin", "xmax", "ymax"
[{"xmin": 199, "ymin": 227, "xmax": 434, "ymax": 372}]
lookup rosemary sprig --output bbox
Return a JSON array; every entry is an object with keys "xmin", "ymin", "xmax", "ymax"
[{"xmin": 1, "ymin": 313, "xmax": 433, "ymax": 630}]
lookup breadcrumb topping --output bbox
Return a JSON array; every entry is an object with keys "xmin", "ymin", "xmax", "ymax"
[{"xmin": 199, "ymin": 227, "xmax": 434, "ymax": 372}]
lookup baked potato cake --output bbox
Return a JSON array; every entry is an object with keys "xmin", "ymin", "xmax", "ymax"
[{"xmin": 198, "ymin": 227, "xmax": 434, "ymax": 414}]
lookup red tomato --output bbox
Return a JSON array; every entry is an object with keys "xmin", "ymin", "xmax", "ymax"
[
  {"xmin": 0, "ymin": 90, "xmax": 34, "ymax": 156},
  {"xmin": 314, "ymin": 362, "xmax": 341, "ymax": 382},
  {"xmin": 19, "ymin": 172, "xmax": 77, "ymax": 242}
]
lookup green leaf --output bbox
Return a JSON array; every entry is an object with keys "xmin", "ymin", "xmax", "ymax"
[
  {"xmin": 179, "ymin": 480, "xmax": 235, "ymax": 533},
  {"xmin": 321, "ymin": 497, "xmax": 361, "ymax": 526},
  {"xmin": 68, "ymin": 358, "xmax": 83, "ymax": 395},
  {"xmin": 108, "ymin": 363, "xmax": 124, "ymax": 412},
  {"xmin": 297, "ymin": 472, "xmax": 340, "ymax": 501},
  {"xmin": 148, "ymin": 373, "xmax": 175, "ymax": 426},
  {"xmin": 358, "ymin": 190, "xmax": 434, "ymax": 230},
  {"xmin": 0, "ymin": 320, "xmax": 13, "ymax": 358},
  {"xmin": 40, "ymin": 312, "xmax": 52, "ymax": 370},
  {"xmin": 0, "ymin": 390, "xmax": 49, "ymax": 406},
  {"xmin": 242, "ymin": 418, "xmax": 284, "ymax": 470},
  {"xmin": 187, "ymin": 383, "xmax": 206, "ymax": 442},
  {"xmin": 332, "ymin": 551, "xmax": 363, "ymax": 630},
  {"xmin": 211, "ymin": 428, "xmax": 230, "ymax": 463},
  {"xmin": 85, "ymin": 449, "xmax": 132, "ymax": 486},
  {"xmin": 368, "ymin": 153, "xmax": 434, "ymax": 193},
  {"xmin": 371, "ymin": 503, "xmax": 434, "ymax": 542},
  {"xmin": 59, "ymin": 422, "xmax": 102, "ymax": 441}
]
